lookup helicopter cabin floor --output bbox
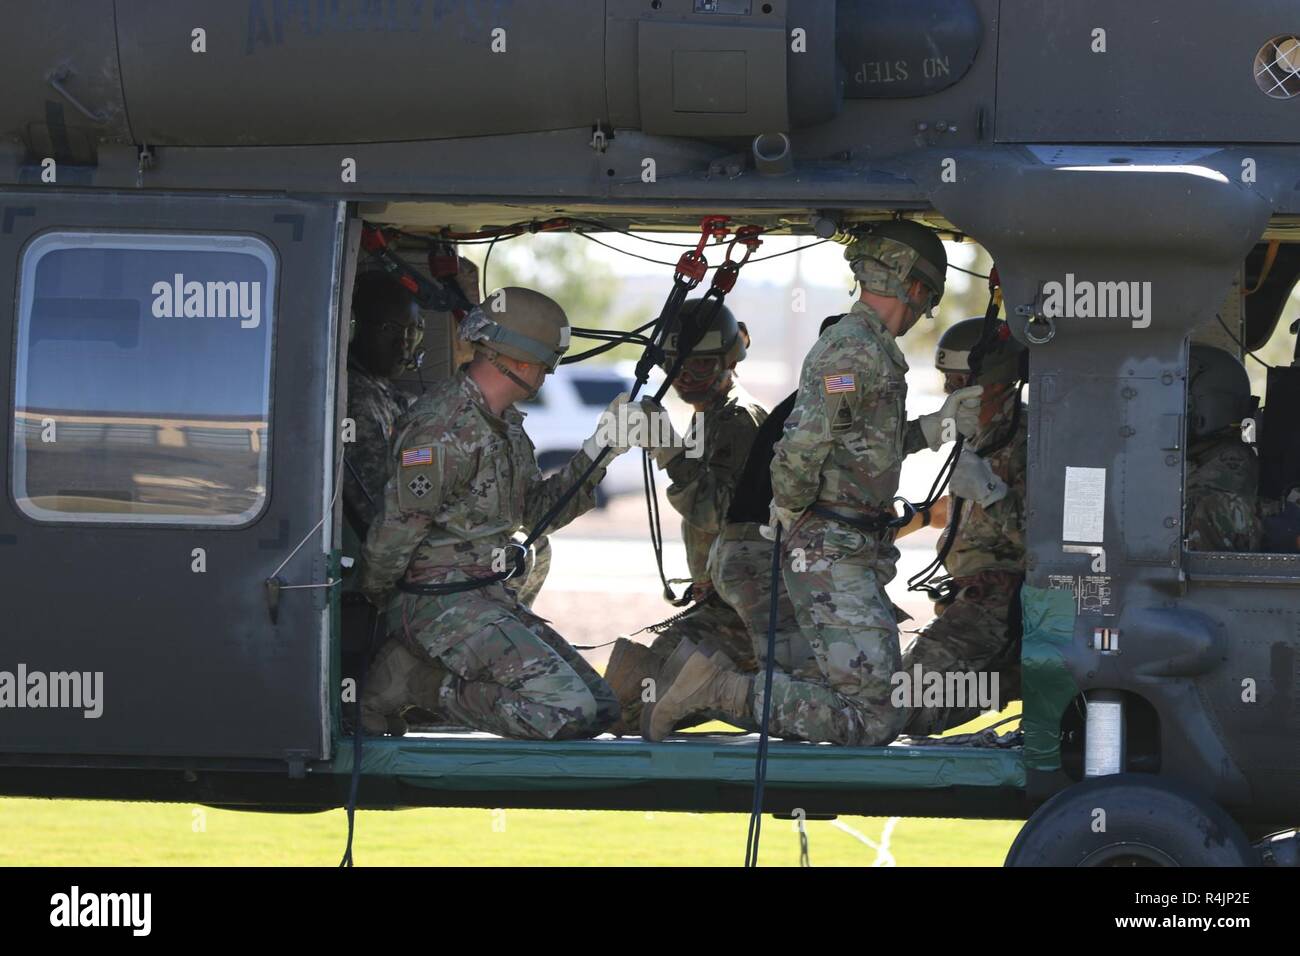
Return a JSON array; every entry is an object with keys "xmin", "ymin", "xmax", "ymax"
[{"xmin": 321, "ymin": 731, "xmax": 1031, "ymax": 819}]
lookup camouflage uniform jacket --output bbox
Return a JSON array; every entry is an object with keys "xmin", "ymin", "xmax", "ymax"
[
  {"xmin": 1185, "ymin": 431, "xmax": 1263, "ymax": 552},
  {"xmin": 360, "ymin": 371, "xmax": 607, "ymax": 596},
  {"xmin": 940, "ymin": 399, "xmax": 1028, "ymax": 579},
  {"xmin": 771, "ymin": 301, "xmax": 927, "ymax": 514},
  {"xmin": 665, "ymin": 383, "xmax": 767, "ymax": 585},
  {"xmin": 344, "ymin": 357, "xmax": 415, "ymax": 534}
]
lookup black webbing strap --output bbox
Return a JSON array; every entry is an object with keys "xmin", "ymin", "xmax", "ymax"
[{"xmin": 808, "ymin": 503, "xmax": 896, "ymax": 535}]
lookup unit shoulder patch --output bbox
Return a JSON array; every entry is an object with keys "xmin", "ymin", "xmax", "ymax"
[{"xmin": 831, "ymin": 395, "xmax": 855, "ymax": 432}]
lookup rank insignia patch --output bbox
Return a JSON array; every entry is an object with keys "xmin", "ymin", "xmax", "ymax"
[
  {"xmin": 823, "ymin": 373, "xmax": 856, "ymax": 394},
  {"xmin": 402, "ymin": 446, "xmax": 434, "ymax": 467}
]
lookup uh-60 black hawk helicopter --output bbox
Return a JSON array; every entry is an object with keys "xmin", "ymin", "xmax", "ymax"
[{"xmin": 1, "ymin": 0, "xmax": 1298, "ymax": 867}]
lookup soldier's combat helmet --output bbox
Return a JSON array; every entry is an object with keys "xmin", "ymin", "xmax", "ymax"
[
  {"xmin": 660, "ymin": 299, "xmax": 747, "ymax": 402},
  {"xmin": 460, "ymin": 287, "xmax": 571, "ymax": 371},
  {"xmin": 935, "ymin": 317, "xmax": 1027, "ymax": 386},
  {"xmin": 843, "ymin": 220, "xmax": 948, "ymax": 314},
  {"xmin": 1188, "ymin": 344, "xmax": 1254, "ymax": 439}
]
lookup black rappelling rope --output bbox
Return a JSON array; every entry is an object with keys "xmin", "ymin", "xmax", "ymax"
[
  {"xmin": 745, "ymin": 521, "xmax": 783, "ymax": 867},
  {"xmin": 340, "ymin": 605, "xmax": 384, "ymax": 867},
  {"xmin": 561, "ymin": 320, "xmax": 658, "ymax": 364},
  {"xmin": 642, "ymin": 448, "xmax": 688, "ymax": 605},
  {"xmin": 631, "ymin": 231, "xmax": 763, "ymax": 609}
]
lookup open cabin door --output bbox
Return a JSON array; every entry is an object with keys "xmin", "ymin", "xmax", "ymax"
[{"xmin": 0, "ymin": 192, "xmax": 344, "ymax": 766}]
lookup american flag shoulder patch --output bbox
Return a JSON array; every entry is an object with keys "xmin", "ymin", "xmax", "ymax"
[
  {"xmin": 823, "ymin": 372, "xmax": 856, "ymax": 394},
  {"xmin": 401, "ymin": 445, "xmax": 434, "ymax": 467}
]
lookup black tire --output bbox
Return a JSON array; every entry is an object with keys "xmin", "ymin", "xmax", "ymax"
[{"xmin": 1005, "ymin": 773, "xmax": 1257, "ymax": 867}]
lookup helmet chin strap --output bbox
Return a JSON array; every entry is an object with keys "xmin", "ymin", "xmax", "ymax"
[{"xmin": 484, "ymin": 348, "xmax": 544, "ymax": 400}]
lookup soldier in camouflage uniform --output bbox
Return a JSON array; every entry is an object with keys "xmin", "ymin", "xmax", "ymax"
[
  {"xmin": 901, "ymin": 317, "xmax": 1028, "ymax": 735},
  {"xmin": 647, "ymin": 221, "xmax": 981, "ymax": 744},
  {"xmin": 604, "ymin": 302, "xmax": 765, "ymax": 733},
  {"xmin": 445, "ymin": 257, "xmax": 550, "ymax": 608},
  {"xmin": 698, "ymin": 317, "xmax": 857, "ymax": 685},
  {"xmin": 1184, "ymin": 344, "xmax": 1263, "ymax": 552},
  {"xmin": 339, "ymin": 272, "xmax": 424, "ymax": 694},
  {"xmin": 343, "ymin": 271, "xmax": 422, "ymax": 537},
  {"xmin": 358, "ymin": 287, "xmax": 647, "ymax": 738}
]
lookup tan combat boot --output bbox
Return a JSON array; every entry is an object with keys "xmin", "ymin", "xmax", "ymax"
[
  {"xmin": 644, "ymin": 649, "xmax": 754, "ymax": 741},
  {"xmin": 603, "ymin": 637, "xmax": 662, "ymax": 737},
  {"xmin": 359, "ymin": 638, "xmax": 447, "ymax": 736},
  {"xmin": 696, "ymin": 638, "xmax": 741, "ymax": 671}
]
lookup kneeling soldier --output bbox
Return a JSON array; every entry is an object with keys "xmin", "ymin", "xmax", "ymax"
[
  {"xmin": 359, "ymin": 287, "xmax": 646, "ymax": 739},
  {"xmin": 647, "ymin": 221, "xmax": 979, "ymax": 744},
  {"xmin": 604, "ymin": 301, "xmax": 768, "ymax": 734}
]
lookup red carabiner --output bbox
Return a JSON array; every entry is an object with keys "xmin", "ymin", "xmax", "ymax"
[
  {"xmin": 695, "ymin": 215, "xmax": 731, "ymax": 254},
  {"xmin": 675, "ymin": 215, "xmax": 730, "ymax": 285},
  {"xmin": 725, "ymin": 225, "xmax": 764, "ymax": 267}
]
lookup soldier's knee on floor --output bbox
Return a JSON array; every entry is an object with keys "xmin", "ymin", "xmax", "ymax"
[{"xmin": 546, "ymin": 686, "xmax": 616, "ymax": 740}]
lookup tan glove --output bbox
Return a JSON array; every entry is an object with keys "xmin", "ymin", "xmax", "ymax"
[
  {"xmin": 583, "ymin": 392, "xmax": 633, "ymax": 460},
  {"xmin": 637, "ymin": 397, "xmax": 687, "ymax": 467},
  {"xmin": 759, "ymin": 499, "xmax": 802, "ymax": 540},
  {"xmin": 918, "ymin": 385, "xmax": 983, "ymax": 450}
]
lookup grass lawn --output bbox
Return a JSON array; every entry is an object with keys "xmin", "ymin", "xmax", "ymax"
[{"xmin": 0, "ymin": 800, "xmax": 1020, "ymax": 867}]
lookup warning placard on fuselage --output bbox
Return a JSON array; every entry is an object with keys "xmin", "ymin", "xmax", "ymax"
[
  {"xmin": 1062, "ymin": 466, "xmax": 1106, "ymax": 543},
  {"xmin": 1048, "ymin": 574, "xmax": 1113, "ymax": 614}
]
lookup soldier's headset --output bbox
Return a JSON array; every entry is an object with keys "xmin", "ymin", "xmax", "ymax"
[{"xmin": 348, "ymin": 305, "xmax": 427, "ymax": 371}]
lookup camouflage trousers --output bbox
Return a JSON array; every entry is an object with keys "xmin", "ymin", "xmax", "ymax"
[
  {"xmin": 707, "ymin": 523, "xmax": 817, "ymax": 677},
  {"xmin": 763, "ymin": 515, "xmax": 907, "ymax": 747},
  {"xmin": 900, "ymin": 571, "xmax": 1023, "ymax": 735},
  {"xmin": 385, "ymin": 581, "xmax": 618, "ymax": 740}
]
